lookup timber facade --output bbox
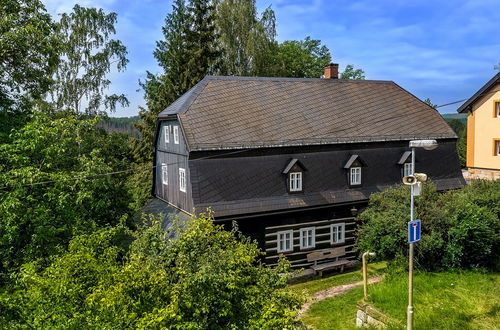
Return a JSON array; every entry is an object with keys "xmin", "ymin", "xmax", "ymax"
[{"xmin": 152, "ymin": 68, "xmax": 465, "ymax": 269}]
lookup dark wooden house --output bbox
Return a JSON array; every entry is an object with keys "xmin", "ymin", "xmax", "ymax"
[{"xmin": 152, "ymin": 66, "xmax": 464, "ymax": 268}]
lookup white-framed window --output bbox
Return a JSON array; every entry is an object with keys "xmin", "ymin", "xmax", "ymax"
[
  {"xmin": 495, "ymin": 101, "xmax": 500, "ymax": 117},
  {"xmin": 179, "ymin": 168, "xmax": 186, "ymax": 192},
  {"xmin": 495, "ymin": 140, "xmax": 500, "ymax": 156},
  {"xmin": 331, "ymin": 223, "xmax": 345, "ymax": 244},
  {"xmin": 350, "ymin": 167, "xmax": 361, "ymax": 185},
  {"xmin": 299, "ymin": 227, "xmax": 315, "ymax": 250},
  {"xmin": 289, "ymin": 172, "xmax": 302, "ymax": 192},
  {"xmin": 173, "ymin": 126, "xmax": 179, "ymax": 144},
  {"xmin": 164, "ymin": 125, "xmax": 170, "ymax": 143},
  {"xmin": 277, "ymin": 230, "xmax": 294, "ymax": 253},
  {"xmin": 161, "ymin": 163, "xmax": 168, "ymax": 185},
  {"xmin": 403, "ymin": 163, "xmax": 414, "ymax": 177}
]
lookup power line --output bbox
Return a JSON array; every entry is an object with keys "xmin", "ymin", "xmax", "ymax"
[
  {"xmin": 0, "ymin": 148, "xmax": 253, "ymax": 191},
  {"xmin": 435, "ymin": 99, "xmax": 468, "ymax": 108}
]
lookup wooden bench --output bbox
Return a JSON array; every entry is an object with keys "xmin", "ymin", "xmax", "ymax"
[{"xmin": 307, "ymin": 247, "xmax": 350, "ymax": 277}]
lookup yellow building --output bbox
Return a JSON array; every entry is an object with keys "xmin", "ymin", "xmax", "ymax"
[{"xmin": 458, "ymin": 72, "xmax": 500, "ymax": 180}]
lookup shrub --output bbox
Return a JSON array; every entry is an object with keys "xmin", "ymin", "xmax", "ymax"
[
  {"xmin": 1, "ymin": 213, "xmax": 302, "ymax": 328},
  {"xmin": 357, "ymin": 181, "xmax": 499, "ymax": 271}
]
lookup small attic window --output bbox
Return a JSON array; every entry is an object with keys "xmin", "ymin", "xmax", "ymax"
[
  {"xmin": 283, "ymin": 159, "xmax": 306, "ymax": 193},
  {"xmin": 398, "ymin": 151, "xmax": 413, "ymax": 177},
  {"xmin": 344, "ymin": 155, "xmax": 365, "ymax": 187},
  {"xmin": 495, "ymin": 101, "xmax": 500, "ymax": 117}
]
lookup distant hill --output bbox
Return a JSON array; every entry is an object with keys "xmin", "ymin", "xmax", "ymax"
[
  {"xmin": 97, "ymin": 116, "xmax": 141, "ymax": 138},
  {"xmin": 441, "ymin": 113, "xmax": 467, "ymax": 125}
]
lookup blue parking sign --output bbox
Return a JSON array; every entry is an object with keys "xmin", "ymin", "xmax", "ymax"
[{"xmin": 408, "ymin": 219, "xmax": 421, "ymax": 243}]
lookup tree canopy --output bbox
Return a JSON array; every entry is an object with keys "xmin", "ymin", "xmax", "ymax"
[
  {"xmin": 1, "ymin": 214, "xmax": 302, "ymax": 328},
  {"xmin": 50, "ymin": 5, "xmax": 129, "ymax": 115}
]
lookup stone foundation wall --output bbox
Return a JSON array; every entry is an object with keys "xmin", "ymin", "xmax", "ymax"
[
  {"xmin": 466, "ymin": 168, "xmax": 500, "ymax": 180},
  {"xmin": 356, "ymin": 302, "xmax": 398, "ymax": 328}
]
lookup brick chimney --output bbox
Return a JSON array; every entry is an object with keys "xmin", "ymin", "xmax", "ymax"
[{"xmin": 323, "ymin": 63, "xmax": 339, "ymax": 79}]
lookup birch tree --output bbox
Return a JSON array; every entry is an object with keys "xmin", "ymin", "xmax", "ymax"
[{"xmin": 51, "ymin": 5, "xmax": 129, "ymax": 115}]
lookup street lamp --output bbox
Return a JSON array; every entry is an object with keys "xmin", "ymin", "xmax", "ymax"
[{"xmin": 405, "ymin": 139, "xmax": 437, "ymax": 330}]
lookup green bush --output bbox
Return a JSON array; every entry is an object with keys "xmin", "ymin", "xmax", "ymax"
[
  {"xmin": 358, "ymin": 180, "xmax": 500, "ymax": 271},
  {"xmin": 0, "ymin": 213, "xmax": 302, "ymax": 328}
]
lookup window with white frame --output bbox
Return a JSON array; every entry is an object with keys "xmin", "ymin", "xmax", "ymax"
[
  {"xmin": 331, "ymin": 223, "xmax": 345, "ymax": 244},
  {"xmin": 161, "ymin": 163, "xmax": 168, "ymax": 185},
  {"xmin": 403, "ymin": 162, "xmax": 414, "ymax": 177},
  {"xmin": 299, "ymin": 227, "xmax": 315, "ymax": 249},
  {"xmin": 179, "ymin": 168, "xmax": 186, "ymax": 192},
  {"xmin": 289, "ymin": 172, "xmax": 302, "ymax": 192},
  {"xmin": 173, "ymin": 126, "xmax": 179, "ymax": 144},
  {"xmin": 277, "ymin": 230, "xmax": 294, "ymax": 253},
  {"xmin": 495, "ymin": 101, "xmax": 500, "ymax": 117},
  {"xmin": 164, "ymin": 125, "xmax": 170, "ymax": 143},
  {"xmin": 350, "ymin": 167, "xmax": 361, "ymax": 185},
  {"xmin": 495, "ymin": 140, "xmax": 500, "ymax": 156}
]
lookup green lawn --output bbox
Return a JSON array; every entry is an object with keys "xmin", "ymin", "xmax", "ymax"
[
  {"xmin": 289, "ymin": 261, "xmax": 387, "ymax": 298},
  {"xmin": 298, "ymin": 269, "xmax": 499, "ymax": 330},
  {"xmin": 369, "ymin": 270, "xmax": 500, "ymax": 330}
]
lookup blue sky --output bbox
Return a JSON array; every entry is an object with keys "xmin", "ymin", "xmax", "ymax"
[{"xmin": 42, "ymin": 0, "xmax": 500, "ymax": 117}]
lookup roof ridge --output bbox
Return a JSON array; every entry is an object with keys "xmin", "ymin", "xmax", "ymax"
[{"xmin": 204, "ymin": 75, "xmax": 393, "ymax": 84}]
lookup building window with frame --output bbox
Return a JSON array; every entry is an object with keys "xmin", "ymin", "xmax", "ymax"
[
  {"xmin": 179, "ymin": 168, "xmax": 186, "ymax": 192},
  {"xmin": 495, "ymin": 101, "xmax": 500, "ymax": 117},
  {"xmin": 331, "ymin": 223, "xmax": 345, "ymax": 244},
  {"xmin": 289, "ymin": 172, "xmax": 303, "ymax": 192},
  {"xmin": 173, "ymin": 126, "xmax": 179, "ymax": 144},
  {"xmin": 350, "ymin": 167, "xmax": 361, "ymax": 185},
  {"xmin": 495, "ymin": 140, "xmax": 500, "ymax": 156},
  {"xmin": 403, "ymin": 162, "xmax": 414, "ymax": 177},
  {"xmin": 161, "ymin": 164, "xmax": 168, "ymax": 185},
  {"xmin": 164, "ymin": 125, "xmax": 170, "ymax": 144},
  {"xmin": 277, "ymin": 230, "xmax": 294, "ymax": 253},
  {"xmin": 299, "ymin": 227, "xmax": 315, "ymax": 249}
]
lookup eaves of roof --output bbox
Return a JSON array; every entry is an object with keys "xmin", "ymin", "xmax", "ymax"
[{"xmin": 457, "ymin": 72, "xmax": 500, "ymax": 113}]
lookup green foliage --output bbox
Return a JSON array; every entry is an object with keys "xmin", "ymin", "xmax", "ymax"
[
  {"xmin": 0, "ymin": 112, "xmax": 134, "ymax": 278},
  {"xmin": 423, "ymin": 97, "xmax": 437, "ymax": 109},
  {"xmin": 1, "ymin": 213, "xmax": 302, "ymax": 328},
  {"xmin": 214, "ymin": 0, "xmax": 277, "ymax": 76},
  {"xmin": 50, "ymin": 5, "xmax": 129, "ymax": 115},
  {"xmin": 340, "ymin": 64, "xmax": 365, "ymax": 80},
  {"xmin": 272, "ymin": 37, "xmax": 332, "ymax": 78},
  {"xmin": 357, "ymin": 181, "xmax": 500, "ymax": 271},
  {"xmin": 0, "ymin": 0, "xmax": 59, "ymax": 113}
]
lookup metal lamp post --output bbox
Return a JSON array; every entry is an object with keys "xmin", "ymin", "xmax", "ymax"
[{"xmin": 406, "ymin": 139, "xmax": 437, "ymax": 330}]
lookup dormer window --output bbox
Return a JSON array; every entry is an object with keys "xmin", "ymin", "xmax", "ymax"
[
  {"xmin": 403, "ymin": 163, "xmax": 414, "ymax": 177},
  {"xmin": 289, "ymin": 172, "xmax": 302, "ymax": 191},
  {"xmin": 282, "ymin": 158, "xmax": 306, "ymax": 193},
  {"xmin": 398, "ymin": 151, "xmax": 414, "ymax": 177},
  {"xmin": 350, "ymin": 167, "xmax": 361, "ymax": 185},
  {"xmin": 344, "ymin": 155, "xmax": 365, "ymax": 187}
]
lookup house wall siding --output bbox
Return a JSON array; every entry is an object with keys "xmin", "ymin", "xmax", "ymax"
[
  {"xmin": 155, "ymin": 120, "xmax": 194, "ymax": 212},
  {"xmin": 469, "ymin": 85, "xmax": 500, "ymax": 170}
]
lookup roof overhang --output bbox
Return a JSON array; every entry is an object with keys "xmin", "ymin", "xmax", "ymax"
[{"xmin": 457, "ymin": 72, "xmax": 500, "ymax": 113}]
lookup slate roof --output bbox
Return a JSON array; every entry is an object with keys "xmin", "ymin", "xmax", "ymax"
[
  {"xmin": 457, "ymin": 72, "xmax": 500, "ymax": 113},
  {"xmin": 158, "ymin": 76, "xmax": 457, "ymax": 151},
  {"xmin": 189, "ymin": 141, "xmax": 465, "ymax": 217}
]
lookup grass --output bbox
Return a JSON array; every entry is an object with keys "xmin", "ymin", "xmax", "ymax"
[
  {"xmin": 369, "ymin": 270, "xmax": 500, "ymax": 330},
  {"xmin": 289, "ymin": 261, "xmax": 387, "ymax": 298},
  {"xmin": 296, "ymin": 267, "xmax": 499, "ymax": 330}
]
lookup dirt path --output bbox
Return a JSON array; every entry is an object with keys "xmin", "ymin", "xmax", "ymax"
[{"xmin": 298, "ymin": 275, "xmax": 384, "ymax": 317}]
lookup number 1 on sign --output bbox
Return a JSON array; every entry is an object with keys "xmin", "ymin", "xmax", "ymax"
[{"xmin": 408, "ymin": 219, "xmax": 421, "ymax": 243}]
